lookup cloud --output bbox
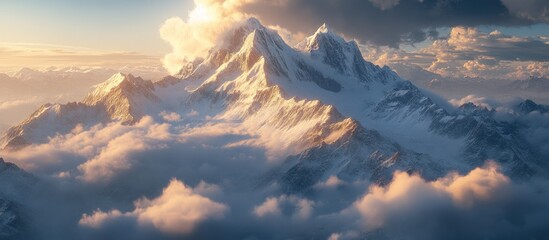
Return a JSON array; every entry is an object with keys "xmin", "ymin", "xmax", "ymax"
[
  {"xmin": 494, "ymin": 105, "xmax": 549, "ymax": 159},
  {"xmin": 424, "ymin": 27, "xmax": 549, "ymax": 79},
  {"xmin": 159, "ymin": 111, "xmax": 182, "ymax": 122},
  {"xmin": 80, "ymin": 179, "xmax": 228, "ymax": 235},
  {"xmin": 314, "ymin": 175, "xmax": 346, "ymax": 189},
  {"xmin": 253, "ymin": 194, "xmax": 314, "ymax": 220},
  {"xmin": 449, "ymin": 95, "xmax": 494, "ymax": 109},
  {"xmin": 350, "ymin": 162, "xmax": 549, "ymax": 239},
  {"xmin": 501, "ymin": 0, "xmax": 549, "ymax": 22},
  {"xmin": 360, "ymin": 26, "xmax": 549, "ymax": 80},
  {"xmin": 159, "ymin": 1, "xmax": 548, "ymax": 79},
  {"xmin": 79, "ymin": 209, "xmax": 126, "ymax": 228},
  {"xmin": 2, "ymin": 116, "xmax": 173, "ymax": 181},
  {"xmin": 158, "ymin": 0, "xmax": 307, "ymax": 75},
  {"xmin": 4, "ymin": 118, "xmax": 549, "ymax": 240},
  {"xmin": 159, "ymin": 0, "xmax": 249, "ymax": 74},
  {"xmin": 0, "ymin": 42, "xmax": 165, "ymax": 73},
  {"xmin": 75, "ymin": 118, "xmax": 173, "ymax": 182},
  {"xmin": 0, "ymin": 96, "xmax": 42, "ymax": 111},
  {"xmin": 230, "ymin": 0, "xmax": 538, "ymax": 47}
]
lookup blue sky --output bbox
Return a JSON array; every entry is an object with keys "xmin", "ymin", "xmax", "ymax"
[{"xmin": 0, "ymin": 0, "xmax": 193, "ymax": 54}]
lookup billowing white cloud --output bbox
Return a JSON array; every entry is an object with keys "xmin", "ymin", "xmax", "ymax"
[
  {"xmin": 75, "ymin": 118, "xmax": 172, "ymax": 182},
  {"xmin": 2, "ymin": 116, "xmax": 173, "ymax": 182},
  {"xmin": 449, "ymin": 95, "xmax": 493, "ymax": 109},
  {"xmin": 253, "ymin": 195, "xmax": 314, "ymax": 220},
  {"xmin": 314, "ymin": 175, "xmax": 346, "ymax": 189},
  {"xmin": 159, "ymin": 111, "xmax": 182, "ymax": 122},
  {"xmin": 80, "ymin": 179, "xmax": 227, "ymax": 235},
  {"xmin": 425, "ymin": 27, "xmax": 549, "ymax": 79},
  {"xmin": 159, "ymin": 0, "xmax": 249, "ymax": 74},
  {"xmin": 159, "ymin": 0, "xmax": 302, "ymax": 75},
  {"xmin": 354, "ymin": 162, "xmax": 510, "ymax": 230},
  {"xmin": 79, "ymin": 209, "xmax": 125, "ymax": 228}
]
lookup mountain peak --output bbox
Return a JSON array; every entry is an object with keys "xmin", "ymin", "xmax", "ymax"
[
  {"xmin": 298, "ymin": 23, "xmax": 397, "ymax": 83},
  {"xmin": 186, "ymin": 17, "xmax": 270, "ymax": 73},
  {"xmin": 12, "ymin": 67, "xmax": 39, "ymax": 80},
  {"xmin": 96, "ymin": 72, "xmax": 130, "ymax": 93},
  {"xmin": 243, "ymin": 17, "xmax": 263, "ymax": 30},
  {"xmin": 316, "ymin": 23, "xmax": 332, "ymax": 35},
  {"xmin": 308, "ymin": 23, "xmax": 344, "ymax": 47},
  {"xmin": 516, "ymin": 99, "xmax": 549, "ymax": 114},
  {"xmin": 87, "ymin": 72, "xmax": 146, "ymax": 97},
  {"xmin": 82, "ymin": 72, "xmax": 158, "ymax": 123}
]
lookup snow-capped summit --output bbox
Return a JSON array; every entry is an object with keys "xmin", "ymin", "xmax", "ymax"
[
  {"xmin": 298, "ymin": 23, "xmax": 398, "ymax": 83},
  {"xmin": 84, "ymin": 73, "xmax": 157, "ymax": 105},
  {"xmin": 1, "ymin": 72, "xmax": 159, "ymax": 149},
  {"xmin": 83, "ymin": 73, "xmax": 159, "ymax": 123},
  {"xmin": 316, "ymin": 23, "xmax": 331, "ymax": 34},
  {"xmin": 86, "ymin": 73, "xmax": 131, "ymax": 99}
]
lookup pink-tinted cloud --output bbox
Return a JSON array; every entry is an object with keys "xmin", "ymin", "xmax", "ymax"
[{"xmin": 80, "ymin": 179, "xmax": 228, "ymax": 235}]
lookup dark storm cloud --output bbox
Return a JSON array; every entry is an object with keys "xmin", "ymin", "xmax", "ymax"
[
  {"xmin": 501, "ymin": 0, "xmax": 549, "ymax": 22},
  {"xmin": 482, "ymin": 38, "xmax": 549, "ymax": 62},
  {"xmin": 238, "ymin": 0, "xmax": 539, "ymax": 46}
]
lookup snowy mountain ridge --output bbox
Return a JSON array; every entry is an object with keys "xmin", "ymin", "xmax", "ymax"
[{"xmin": 1, "ymin": 18, "xmax": 545, "ymax": 188}]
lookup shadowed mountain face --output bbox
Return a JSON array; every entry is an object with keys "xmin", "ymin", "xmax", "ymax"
[{"xmin": 0, "ymin": 158, "xmax": 36, "ymax": 240}]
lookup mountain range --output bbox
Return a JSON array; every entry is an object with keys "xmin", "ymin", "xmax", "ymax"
[
  {"xmin": 0, "ymin": 17, "xmax": 548, "ymax": 240},
  {"xmin": 2, "ymin": 18, "xmax": 546, "ymax": 190}
]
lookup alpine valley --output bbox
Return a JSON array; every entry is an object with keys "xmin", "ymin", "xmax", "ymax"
[{"xmin": 0, "ymin": 18, "xmax": 548, "ymax": 240}]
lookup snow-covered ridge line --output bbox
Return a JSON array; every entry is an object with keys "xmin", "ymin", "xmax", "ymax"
[{"xmin": 1, "ymin": 17, "xmax": 544, "ymax": 186}]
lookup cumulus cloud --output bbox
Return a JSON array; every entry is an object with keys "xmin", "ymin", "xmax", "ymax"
[
  {"xmin": 253, "ymin": 195, "xmax": 314, "ymax": 220},
  {"xmin": 159, "ymin": 111, "xmax": 182, "ymax": 122},
  {"xmin": 349, "ymin": 162, "xmax": 549, "ymax": 239},
  {"xmin": 449, "ymin": 95, "xmax": 494, "ymax": 109},
  {"xmin": 314, "ymin": 175, "xmax": 346, "ymax": 189},
  {"xmin": 360, "ymin": 26, "xmax": 549, "ymax": 80},
  {"xmin": 2, "ymin": 116, "xmax": 173, "ymax": 181},
  {"xmin": 159, "ymin": 0, "xmax": 249, "ymax": 74},
  {"xmin": 501, "ymin": 0, "xmax": 549, "ymax": 22},
  {"xmin": 159, "ymin": 0, "xmax": 306, "ymax": 75},
  {"xmin": 80, "ymin": 179, "xmax": 228, "ymax": 235},
  {"xmin": 425, "ymin": 27, "xmax": 549, "ymax": 77},
  {"xmin": 4, "ymin": 120, "xmax": 549, "ymax": 240},
  {"xmin": 509, "ymin": 62, "xmax": 549, "ymax": 80},
  {"xmin": 73, "ymin": 118, "xmax": 171, "ymax": 183},
  {"xmin": 76, "ymin": 129, "xmax": 162, "ymax": 183}
]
